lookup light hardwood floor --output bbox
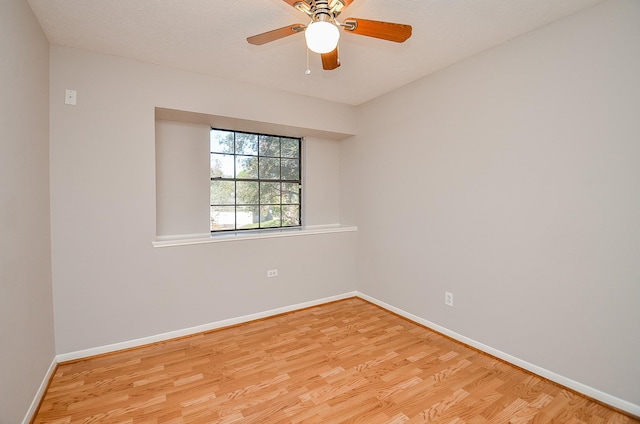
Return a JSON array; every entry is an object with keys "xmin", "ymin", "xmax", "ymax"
[{"xmin": 33, "ymin": 298, "xmax": 638, "ymax": 424}]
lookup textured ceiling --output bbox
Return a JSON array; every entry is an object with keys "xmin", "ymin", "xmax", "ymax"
[{"xmin": 28, "ymin": 0, "xmax": 605, "ymax": 105}]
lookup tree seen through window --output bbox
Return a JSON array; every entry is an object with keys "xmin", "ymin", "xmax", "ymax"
[{"xmin": 210, "ymin": 129, "xmax": 301, "ymax": 232}]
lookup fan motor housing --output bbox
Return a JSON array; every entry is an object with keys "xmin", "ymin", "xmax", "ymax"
[{"xmin": 295, "ymin": 0, "xmax": 345, "ymax": 20}]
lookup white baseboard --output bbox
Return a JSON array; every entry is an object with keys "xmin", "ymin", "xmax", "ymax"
[
  {"xmin": 56, "ymin": 292, "xmax": 358, "ymax": 363},
  {"xmin": 47, "ymin": 290, "xmax": 638, "ymax": 418},
  {"xmin": 356, "ymin": 292, "xmax": 640, "ymax": 418},
  {"xmin": 22, "ymin": 356, "xmax": 57, "ymax": 424}
]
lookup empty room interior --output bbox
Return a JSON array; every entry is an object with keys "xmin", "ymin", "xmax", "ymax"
[{"xmin": 2, "ymin": 0, "xmax": 639, "ymax": 422}]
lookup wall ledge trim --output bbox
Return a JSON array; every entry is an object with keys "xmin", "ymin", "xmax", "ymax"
[{"xmin": 153, "ymin": 225, "xmax": 357, "ymax": 248}]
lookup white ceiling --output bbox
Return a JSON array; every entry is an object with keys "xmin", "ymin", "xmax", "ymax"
[{"xmin": 28, "ymin": 0, "xmax": 605, "ymax": 105}]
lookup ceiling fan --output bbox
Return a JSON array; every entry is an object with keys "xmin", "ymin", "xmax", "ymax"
[{"xmin": 246, "ymin": 0, "xmax": 412, "ymax": 71}]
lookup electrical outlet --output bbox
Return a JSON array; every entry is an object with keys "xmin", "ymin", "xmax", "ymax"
[
  {"xmin": 267, "ymin": 269, "xmax": 278, "ymax": 278},
  {"xmin": 65, "ymin": 89, "xmax": 77, "ymax": 105},
  {"xmin": 445, "ymin": 292, "xmax": 454, "ymax": 307}
]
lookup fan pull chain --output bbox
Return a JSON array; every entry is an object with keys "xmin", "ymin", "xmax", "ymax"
[{"xmin": 305, "ymin": 47, "xmax": 311, "ymax": 75}]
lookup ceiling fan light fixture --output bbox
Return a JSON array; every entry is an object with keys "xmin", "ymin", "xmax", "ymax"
[
  {"xmin": 304, "ymin": 21, "xmax": 340, "ymax": 54},
  {"xmin": 246, "ymin": 0, "xmax": 412, "ymax": 71}
]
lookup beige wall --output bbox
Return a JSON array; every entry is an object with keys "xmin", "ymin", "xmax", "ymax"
[
  {"xmin": 0, "ymin": 0, "xmax": 55, "ymax": 423},
  {"xmin": 49, "ymin": 45, "xmax": 358, "ymax": 354},
  {"xmin": 7, "ymin": 0, "xmax": 639, "ymax": 419},
  {"xmin": 155, "ymin": 120, "xmax": 210, "ymax": 237},
  {"xmin": 345, "ymin": 0, "xmax": 640, "ymax": 408}
]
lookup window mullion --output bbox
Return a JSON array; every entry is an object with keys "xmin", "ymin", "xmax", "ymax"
[{"xmin": 210, "ymin": 128, "xmax": 300, "ymax": 232}]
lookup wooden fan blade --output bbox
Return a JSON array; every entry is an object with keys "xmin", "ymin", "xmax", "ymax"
[
  {"xmin": 247, "ymin": 24, "xmax": 305, "ymax": 45},
  {"xmin": 321, "ymin": 48, "xmax": 340, "ymax": 70},
  {"xmin": 343, "ymin": 18, "xmax": 412, "ymax": 43}
]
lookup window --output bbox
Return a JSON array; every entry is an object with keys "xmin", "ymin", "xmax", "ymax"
[{"xmin": 210, "ymin": 128, "xmax": 302, "ymax": 232}]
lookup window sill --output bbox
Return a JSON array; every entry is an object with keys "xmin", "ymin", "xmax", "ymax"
[{"xmin": 152, "ymin": 224, "xmax": 357, "ymax": 248}]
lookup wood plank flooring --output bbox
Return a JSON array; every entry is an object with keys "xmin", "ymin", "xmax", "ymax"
[{"xmin": 32, "ymin": 298, "xmax": 638, "ymax": 424}]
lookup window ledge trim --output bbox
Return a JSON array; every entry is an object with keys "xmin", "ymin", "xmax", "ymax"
[{"xmin": 152, "ymin": 224, "xmax": 357, "ymax": 248}]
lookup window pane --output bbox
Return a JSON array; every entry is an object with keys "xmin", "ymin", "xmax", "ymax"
[
  {"xmin": 211, "ymin": 206, "xmax": 235, "ymax": 231},
  {"xmin": 281, "ymin": 158, "xmax": 299, "ymax": 180},
  {"xmin": 260, "ymin": 182, "xmax": 281, "ymax": 204},
  {"xmin": 282, "ymin": 183, "xmax": 300, "ymax": 204},
  {"xmin": 237, "ymin": 206, "xmax": 259, "ymax": 229},
  {"xmin": 210, "ymin": 181, "xmax": 235, "ymax": 205},
  {"xmin": 209, "ymin": 129, "xmax": 301, "ymax": 233},
  {"xmin": 282, "ymin": 205, "xmax": 300, "ymax": 226},
  {"xmin": 237, "ymin": 181, "xmax": 258, "ymax": 205},
  {"xmin": 281, "ymin": 138, "xmax": 299, "ymax": 158},
  {"xmin": 211, "ymin": 153, "xmax": 234, "ymax": 178},
  {"xmin": 236, "ymin": 155, "xmax": 258, "ymax": 179},
  {"xmin": 259, "ymin": 135, "xmax": 280, "ymax": 157},
  {"xmin": 260, "ymin": 206, "xmax": 281, "ymax": 228},
  {"xmin": 235, "ymin": 133, "xmax": 258, "ymax": 155},
  {"xmin": 210, "ymin": 130, "xmax": 234, "ymax": 153},
  {"xmin": 259, "ymin": 157, "xmax": 280, "ymax": 179}
]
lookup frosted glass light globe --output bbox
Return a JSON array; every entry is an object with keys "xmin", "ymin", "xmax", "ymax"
[{"xmin": 305, "ymin": 21, "xmax": 340, "ymax": 54}]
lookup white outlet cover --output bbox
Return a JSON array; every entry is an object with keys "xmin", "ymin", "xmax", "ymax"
[
  {"xmin": 445, "ymin": 292, "xmax": 454, "ymax": 306},
  {"xmin": 65, "ymin": 89, "xmax": 77, "ymax": 105}
]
